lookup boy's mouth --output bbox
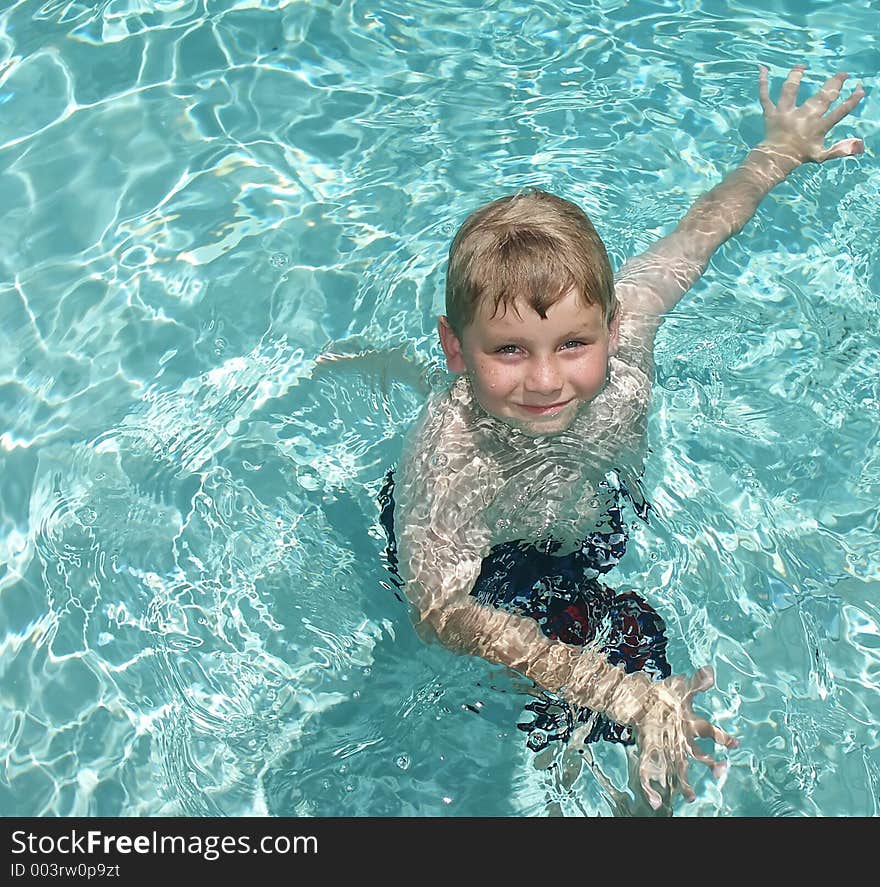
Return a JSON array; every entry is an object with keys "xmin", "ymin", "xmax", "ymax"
[{"xmin": 516, "ymin": 399, "xmax": 573, "ymax": 416}]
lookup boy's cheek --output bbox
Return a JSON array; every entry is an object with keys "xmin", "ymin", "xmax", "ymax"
[
  {"xmin": 476, "ymin": 366, "xmax": 508, "ymax": 395},
  {"xmin": 469, "ymin": 374, "xmax": 504, "ymax": 411}
]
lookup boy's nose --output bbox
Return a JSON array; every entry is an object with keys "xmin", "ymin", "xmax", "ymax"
[{"xmin": 524, "ymin": 357, "xmax": 564, "ymax": 395}]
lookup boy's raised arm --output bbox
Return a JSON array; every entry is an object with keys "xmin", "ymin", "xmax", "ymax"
[{"xmin": 616, "ymin": 64, "xmax": 865, "ymax": 330}]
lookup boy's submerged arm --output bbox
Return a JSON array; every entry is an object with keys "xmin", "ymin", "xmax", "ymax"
[
  {"xmin": 401, "ymin": 520, "xmax": 737, "ymax": 809},
  {"xmin": 617, "ymin": 65, "xmax": 865, "ymax": 330}
]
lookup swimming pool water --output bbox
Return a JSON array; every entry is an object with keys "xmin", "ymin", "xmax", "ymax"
[{"xmin": 1, "ymin": 0, "xmax": 878, "ymax": 817}]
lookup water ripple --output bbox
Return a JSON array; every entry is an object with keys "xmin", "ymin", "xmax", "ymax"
[{"xmin": 1, "ymin": 0, "xmax": 878, "ymax": 816}]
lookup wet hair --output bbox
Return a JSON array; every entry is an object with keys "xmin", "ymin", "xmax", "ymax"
[{"xmin": 445, "ymin": 188, "xmax": 616, "ymax": 336}]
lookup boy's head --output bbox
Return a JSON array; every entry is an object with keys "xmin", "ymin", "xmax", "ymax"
[
  {"xmin": 439, "ymin": 189, "xmax": 619, "ymax": 435},
  {"xmin": 443, "ymin": 188, "xmax": 616, "ymax": 337}
]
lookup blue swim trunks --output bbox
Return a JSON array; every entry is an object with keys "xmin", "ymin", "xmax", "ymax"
[{"xmin": 378, "ymin": 470, "xmax": 670, "ymax": 751}]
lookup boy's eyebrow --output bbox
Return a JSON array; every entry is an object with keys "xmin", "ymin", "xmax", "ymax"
[
  {"xmin": 558, "ymin": 327, "xmax": 598, "ymax": 339},
  {"xmin": 484, "ymin": 327, "xmax": 599, "ymax": 344}
]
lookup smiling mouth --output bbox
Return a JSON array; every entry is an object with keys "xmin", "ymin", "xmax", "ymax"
[{"xmin": 517, "ymin": 399, "xmax": 573, "ymax": 416}]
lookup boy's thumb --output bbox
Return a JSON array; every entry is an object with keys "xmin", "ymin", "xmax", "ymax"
[{"xmin": 821, "ymin": 137, "xmax": 865, "ymax": 161}]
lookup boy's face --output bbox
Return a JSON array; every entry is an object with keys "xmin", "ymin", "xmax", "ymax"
[{"xmin": 439, "ymin": 288, "xmax": 619, "ymax": 436}]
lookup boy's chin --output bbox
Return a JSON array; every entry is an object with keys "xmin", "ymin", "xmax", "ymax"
[
  {"xmin": 498, "ymin": 404, "xmax": 579, "ymax": 438},
  {"xmin": 516, "ymin": 418, "xmax": 575, "ymax": 438}
]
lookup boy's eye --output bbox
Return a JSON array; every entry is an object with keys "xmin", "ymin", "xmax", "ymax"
[
  {"xmin": 562, "ymin": 340, "xmax": 587, "ymax": 350},
  {"xmin": 495, "ymin": 344, "xmax": 520, "ymax": 354}
]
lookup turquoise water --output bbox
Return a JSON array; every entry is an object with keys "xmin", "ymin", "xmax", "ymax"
[{"xmin": 1, "ymin": 0, "xmax": 878, "ymax": 817}]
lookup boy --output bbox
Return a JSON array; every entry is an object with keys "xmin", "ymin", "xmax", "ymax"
[{"xmin": 390, "ymin": 65, "xmax": 865, "ymax": 811}]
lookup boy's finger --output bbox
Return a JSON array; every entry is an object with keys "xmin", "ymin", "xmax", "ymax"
[
  {"xmin": 712, "ymin": 760, "xmax": 728, "ymax": 780},
  {"xmin": 819, "ymin": 137, "xmax": 865, "ymax": 162},
  {"xmin": 640, "ymin": 772, "xmax": 663, "ymax": 810},
  {"xmin": 689, "ymin": 746, "xmax": 719, "ymax": 769},
  {"xmin": 676, "ymin": 767, "xmax": 696, "ymax": 803},
  {"xmin": 676, "ymin": 750, "xmax": 696, "ymax": 789},
  {"xmin": 694, "ymin": 718, "xmax": 739, "ymax": 749},
  {"xmin": 758, "ymin": 65, "xmax": 774, "ymax": 113},
  {"xmin": 683, "ymin": 664, "xmax": 714, "ymax": 702},
  {"xmin": 777, "ymin": 64, "xmax": 807, "ymax": 110},
  {"xmin": 823, "ymin": 85, "xmax": 866, "ymax": 128},
  {"xmin": 804, "ymin": 71, "xmax": 850, "ymax": 113}
]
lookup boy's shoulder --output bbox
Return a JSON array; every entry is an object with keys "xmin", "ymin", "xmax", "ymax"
[
  {"xmin": 396, "ymin": 376, "xmax": 496, "ymax": 538},
  {"xmin": 614, "ymin": 279, "xmax": 660, "ymax": 381},
  {"xmin": 410, "ymin": 374, "xmax": 475, "ymax": 445},
  {"xmin": 400, "ymin": 375, "xmax": 485, "ymax": 482}
]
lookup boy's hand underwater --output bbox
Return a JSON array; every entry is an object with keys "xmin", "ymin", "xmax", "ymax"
[
  {"xmin": 757, "ymin": 64, "xmax": 865, "ymax": 168},
  {"xmin": 634, "ymin": 666, "xmax": 738, "ymax": 811}
]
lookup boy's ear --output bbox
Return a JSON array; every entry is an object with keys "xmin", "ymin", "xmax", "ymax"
[
  {"xmin": 438, "ymin": 316, "xmax": 467, "ymax": 374},
  {"xmin": 608, "ymin": 303, "xmax": 621, "ymax": 357}
]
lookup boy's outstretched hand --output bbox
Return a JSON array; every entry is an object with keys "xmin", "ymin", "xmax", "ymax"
[{"xmin": 758, "ymin": 64, "xmax": 865, "ymax": 166}]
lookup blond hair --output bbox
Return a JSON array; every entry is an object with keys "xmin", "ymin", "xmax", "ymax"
[{"xmin": 445, "ymin": 189, "xmax": 616, "ymax": 335}]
